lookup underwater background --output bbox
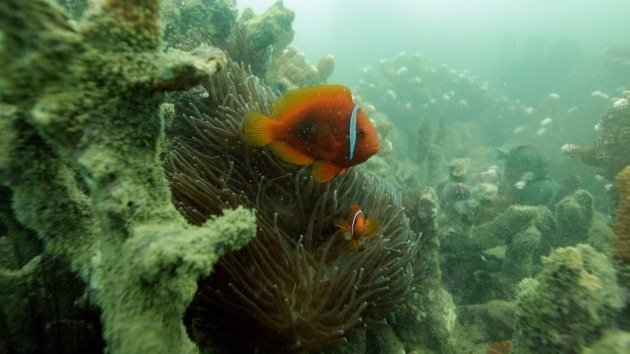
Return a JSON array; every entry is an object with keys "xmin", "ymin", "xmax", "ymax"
[{"xmin": 0, "ymin": 0, "xmax": 628, "ymax": 353}]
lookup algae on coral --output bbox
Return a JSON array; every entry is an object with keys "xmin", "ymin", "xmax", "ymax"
[{"xmin": 0, "ymin": 1, "xmax": 257, "ymax": 353}]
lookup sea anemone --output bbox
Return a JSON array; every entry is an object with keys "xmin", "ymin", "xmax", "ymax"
[{"xmin": 164, "ymin": 62, "xmax": 421, "ymax": 352}]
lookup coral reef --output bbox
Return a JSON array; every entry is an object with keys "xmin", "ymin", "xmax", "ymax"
[
  {"xmin": 499, "ymin": 226, "xmax": 541, "ymax": 291},
  {"xmin": 161, "ymin": 0, "xmax": 334, "ymax": 93},
  {"xmin": 395, "ymin": 187, "xmax": 459, "ymax": 353},
  {"xmin": 224, "ymin": 1, "xmax": 295, "ymax": 77},
  {"xmin": 468, "ymin": 205, "xmax": 548, "ymax": 251},
  {"xmin": 3, "ymin": 2, "xmax": 625, "ymax": 353},
  {"xmin": 439, "ymin": 204, "xmax": 551, "ymax": 304},
  {"xmin": 0, "ymin": 1, "xmax": 257, "ymax": 353},
  {"xmin": 164, "ymin": 62, "xmax": 422, "ymax": 352},
  {"xmin": 563, "ymin": 90, "xmax": 630, "ymax": 180},
  {"xmin": 265, "ymin": 47, "xmax": 336, "ymax": 92},
  {"xmin": 356, "ymin": 52, "xmax": 530, "ymax": 134},
  {"xmin": 499, "ymin": 145, "xmax": 557, "ymax": 207},
  {"xmin": 554, "ymin": 189, "xmax": 594, "ymax": 247},
  {"xmin": 512, "ymin": 244, "xmax": 624, "ymax": 354},
  {"xmin": 161, "ymin": 0, "xmax": 297, "ymax": 80},
  {"xmin": 457, "ymin": 300, "xmax": 516, "ymax": 343},
  {"xmin": 161, "ymin": 0, "xmax": 239, "ymax": 51},
  {"xmin": 355, "ymin": 52, "xmax": 533, "ymax": 178},
  {"xmin": 440, "ymin": 185, "xmax": 617, "ymax": 306}
]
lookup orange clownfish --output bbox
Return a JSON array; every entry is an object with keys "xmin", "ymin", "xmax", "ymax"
[
  {"xmin": 243, "ymin": 84, "xmax": 380, "ymax": 182},
  {"xmin": 336, "ymin": 204, "xmax": 379, "ymax": 250}
]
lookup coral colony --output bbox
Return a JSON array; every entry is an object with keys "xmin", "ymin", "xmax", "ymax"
[{"xmin": 0, "ymin": 1, "xmax": 628, "ymax": 354}]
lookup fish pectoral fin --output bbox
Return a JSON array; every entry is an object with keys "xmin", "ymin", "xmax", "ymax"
[
  {"xmin": 335, "ymin": 220, "xmax": 353, "ymax": 240},
  {"xmin": 335, "ymin": 219, "xmax": 349, "ymax": 231},
  {"xmin": 364, "ymin": 218, "xmax": 379, "ymax": 235},
  {"xmin": 269, "ymin": 141, "xmax": 315, "ymax": 165},
  {"xmin": 244, "ymin": 110, "xmax": 274, "ymax": 146},
  {"xmin": 311, "ymin": 161, "xmax": 342, "ymax": 183}
]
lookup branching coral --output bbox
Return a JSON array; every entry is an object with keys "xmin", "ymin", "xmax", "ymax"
[
  {"xmin": 0, "ymin": 1, "xmax": 257, "ymax": 353},
  {"xmin": 164, "ymin": 62, "xmax": 421, "ymax": 352}
]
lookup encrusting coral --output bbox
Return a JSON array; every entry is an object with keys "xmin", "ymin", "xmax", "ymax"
[
  {"xmin": 0, "ymin": 1, "xmax": 257, "ymax": 353},
  {"xmin": 164, "ymin": 62, "xmax": 422, "ymax": 352}
]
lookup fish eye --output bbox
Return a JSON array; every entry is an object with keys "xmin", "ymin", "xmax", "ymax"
[{"xmin": 358, "ymin": 129, "xmax": 365, "ymax": 138}]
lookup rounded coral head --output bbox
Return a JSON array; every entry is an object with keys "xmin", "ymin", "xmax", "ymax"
[{"xmin": 351, "ymin": 109, "xmax": 380, "ymax": 164}]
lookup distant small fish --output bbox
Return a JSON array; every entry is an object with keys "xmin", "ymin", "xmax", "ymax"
[
  {"xmin": 547, "ymin": 92, "xmax": 560, "ymax": 100},
  {"xmin": 540, "ymin": 117, "xmax": 552, "ymax": 126},
  {"xmin": 591, "ymin": 90, "xmax": 609, "ymax": 99},
  {"xmin": 336, "ymin": 204, "xmax": 378, "ymax": 250},
  {"xmin": 561, "ymin": 143, "xmax": 578, "ymax": 154},
  {"xmin": 513, "ymin": 125, "xmax": 527, "ymax": 135},
  {"xmin": 244, "ymin": 85, "xmax": 380, "ymax": 182}
]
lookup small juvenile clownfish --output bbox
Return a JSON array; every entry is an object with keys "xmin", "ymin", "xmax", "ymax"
[
  {"xmin": 336, "ymin": 204, "xmax": 379, "ymax": 250},
  {"xmin": 243, "ymin": 85, "xmax": 380, "ymax": 182}
]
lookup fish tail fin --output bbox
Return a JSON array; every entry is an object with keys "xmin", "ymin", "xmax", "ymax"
[
  {"xmin": 312, "ymin": 161, "xmax": 342, "ymax": 183},
  {"xmin": 364, "ymin": 218, "xmax": 379, "ymax": 235},
  {"xmin": 244, "ymin": 110, "xmax": 274, "ymax": 146}
]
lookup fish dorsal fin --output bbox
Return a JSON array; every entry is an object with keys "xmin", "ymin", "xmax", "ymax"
[
  {"xmin": 364, "ymin": 218, "xmax": 379, "ymax": 235},
  {"xmin": 272, "ymin": 85, "xmax": 352, "ymax": 118},
  {"xmin": 269, "ymin": 141, "xmax": 315, "ymax": 165},
  {"xmin": 311, "ymin": 161, "xmax": 343, "ymax": 183}
]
